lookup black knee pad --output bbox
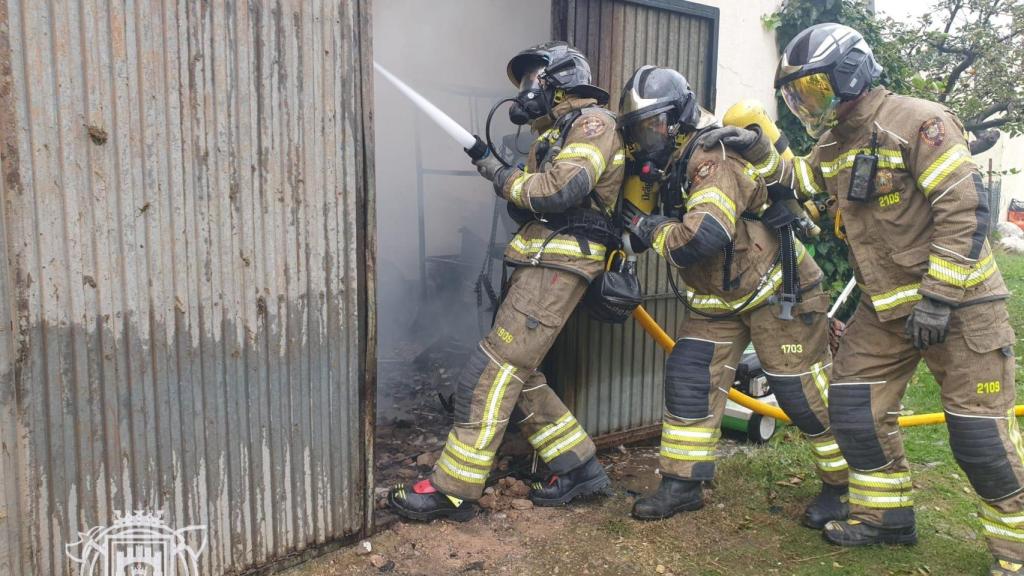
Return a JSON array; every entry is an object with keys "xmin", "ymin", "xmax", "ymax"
[
  {"xmin": 829, "ymin": 384, "xmax": 888, "ymax": 470},
  {"xmin": 947, "ymin": 413, "xmax": 1022, "ymax": 500},
  {"xmin": 454, "ymin": 346, "xmax": 490, "ymax": 423},
  {"xmin": 665, "ymin": 339, "xmax": 715, "ymax": 419},
  {"xmin": 766, "ymin": 375, "xmax": 826, "ymax": 436}
]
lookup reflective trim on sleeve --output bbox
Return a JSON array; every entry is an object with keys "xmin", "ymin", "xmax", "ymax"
[
  {"xmin": 556, "ymin": 142, "xmax": 607, "ymax": 180},
  {"xmin": 868, "ymin": 283, "xmax": 922, "ymax": 312},
  {"xmin": 509, "ymin": 172, "xmax": 532, "ymax": 208},
  {"xmin": 686, "ymin": 187, "xmax": 737, "ymax": 224},
  {"xmin": 918, "ymin": 144, "xmax": 971, "ymax": 196},
  {"xmin": 652, "ymin": 225, "xmax": 671, "ymax": 259},
  {"xmin": 927, "ymin": 253, "xmax": 996, "ymax": 288},
  {"xmin": 743, "ymin": 145, "xmax": 781, "ymax": 181},
  {"xmin": 795, "ymin": 157, "xmax": 823, "ymax": 195}
]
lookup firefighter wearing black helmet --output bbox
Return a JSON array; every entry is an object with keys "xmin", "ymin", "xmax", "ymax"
[
  {"xmin": 388, "ymin": 42, "xmax": 625, "ymax": 522},
  {"xmin": 619, "ymin": 65, "xmax": 849, "ymax": 527},
  {"xmin": 704, "ymin": 23, "xmax": 1021, "ymax": 573}
]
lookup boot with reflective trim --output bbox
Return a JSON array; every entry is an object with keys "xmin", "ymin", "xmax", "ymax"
[
  {"xmin": 992, "ymin": 558, "xmax": 1024, "ymax": 575},
  {"xmin": 822, "ymin": 519, "xmax": 917, "ymax": 547},
  {"xmin": 530, "ymin": 456, "xmax": 611, "ymax": 506},
  {"xmin": 631, "ymin": 476, "xmax": 704, "ymax": 520},
  {"xmin": 388, "ymin": 479, "xmax": 476, "ymax": 522},
  {"xmin": 803, "ymin": 483, "xmax": 849, "ymax": 529}
]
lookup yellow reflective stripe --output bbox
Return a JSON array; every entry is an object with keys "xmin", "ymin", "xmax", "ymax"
[
  {"xmin": 437, "ymin": 452, "xmax": 489, "ymax": 484},
  {"xmin": 612, "ymin": 149, "xmax": 626, "ymax": 166},
  {"xmin": 652, "ymin": 226, "xmax": 671, "ymax": 259},
  {"xmin": 983, "ymin": 519, "xmax": 1024, "ymax": 543},
  {"xmin": 810, "ymin": 439, "xmax": 841, "ymax": 457},
  {"xmin": 660, "ymin": 444, "xmax": 717, "ymax": 461},
  {"xmin": 686, "ymin": 247, "xmax": 807, "ymax": 312},
  {"xmin": 743, "ymin": 146, "xmax": 781, "ymax": 182},
  {"xmin": 820, "ymin": 148, "xmax": 904, "ymax": 178},
  {"xmin": 982, "ymin": 502, "xmax": 1024, "ymax": 526},
  {"xmin": 508, "ymin": 235, "xmax": 607, "ymax": 261},
  {"xmin": 539, "ymin": 128, "xmax": 560, "ymax": 143},
  {"xmin": 1008, "ymin": 407, "xmax": 1024, "ymax": 469},
  {"xmin": 927, "ymin": 253, "xmax": 996, "ymax": 288},
  {"xmin": 476, "ymin": 363, "xmax": 516, "ymax": 450},
  {"xmin": 445, "ymin": 432, "xmax": 495, "ymax": 465},
  {"xmin": 811, "ymin": 362, "xmax": 830, "ymax": 406},
  {"xmin": 539, "ymin": 426, "xmax": 587, "ymax": 461},
  {"xmin": 662, "ymin": 423, "xmax": 720, "ymax": 442},
  {"xmin": 869, "ymin": 283, "xmax": 922, "ymax": 312},
  {"xmin": 850, "ymin": 471, "xmax": 913, "ymax": 489},
  {"xmin": 849, "ymin": 488, "xmax": 914, "ymax": 508},
  {"xmin": 528, "ymin": 412, "xmax": 576, "ymax": 447},
  {"xmin": 509, "ymin": 172, "xmax": 531, "ymax": 207},
  {"xmin": 918, "ymin": 144, "xmax": 970, "ymax": 196},
  {"xmin": 686, "ymin": 187, "xmax": 736, "ymax": 224},
  {"xmin": 816, "ymin": 456, "xmax": 849, "ymax": 471},
  {"xmin": 795, "ymin": 157, "xmax": 823, "ymax": 195},
  {"xmin": 556, "ymin": 142, "xmax": 607, "ymax": 180}
]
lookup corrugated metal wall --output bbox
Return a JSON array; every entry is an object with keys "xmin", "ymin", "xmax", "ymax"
[
  {"xmin": 549, "ymin": 0, "xmax": 719, "ymax": 439},
  {"xmin": 0, "ymin": 1, "xmax": 375, "ymax": 574}
]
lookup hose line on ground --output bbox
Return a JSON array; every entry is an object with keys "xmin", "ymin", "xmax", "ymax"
[{"xmin": 631, "ymin": 304, "xmax": 1024, "ymax": 428}]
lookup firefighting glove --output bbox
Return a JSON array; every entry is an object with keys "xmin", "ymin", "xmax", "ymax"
[
  {"xmin": 904, "ymin": 297, "xmax": 952, "ymax": 350},
  {"xmin": 628, "ymin": 214, "xmax": 671, "ymax": 253},
  {"xmin": 700, "ymin": 125, "xmax": 762, "ymax": 152},
  {"xmin": 473, "ymin": 153, "xmax": 504, "ymax": 182}
]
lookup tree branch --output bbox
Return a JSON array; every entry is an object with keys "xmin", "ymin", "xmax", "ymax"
[
  {"xmin": 940, "ymin": 51, "xmax": 976, "ymax": 102},
  {"xmin": 966, "ymin": 116, "xmax": 1009, "ymax": 132}
]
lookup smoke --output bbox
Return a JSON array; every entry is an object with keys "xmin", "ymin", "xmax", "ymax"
[{"xmin": 372, "ymin": 1, "xmax": 550, "ymax": 422}]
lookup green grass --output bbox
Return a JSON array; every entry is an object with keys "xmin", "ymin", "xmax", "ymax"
[{"xmin": 708, "ymin": 250, "xmax": 1024, "ymax": 575}]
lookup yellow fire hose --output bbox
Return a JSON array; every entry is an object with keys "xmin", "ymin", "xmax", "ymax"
[{"xmin": 632, "ymin": 305, "xmax": 1024, "ymax": 428}]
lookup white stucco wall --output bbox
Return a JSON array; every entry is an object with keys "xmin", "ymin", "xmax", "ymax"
[{"xmin": 699, "ymin": 0, "xmax": 783, "ymax": 117}]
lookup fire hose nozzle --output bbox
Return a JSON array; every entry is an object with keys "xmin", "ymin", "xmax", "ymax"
[{"xmin": 464, "ymin": 135, "xmax": 489, "ymax": 161}]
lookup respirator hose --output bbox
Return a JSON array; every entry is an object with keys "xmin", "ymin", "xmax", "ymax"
[{"xmin": 486, "ymin": 98, "xmax": 517, "ymax": 168}]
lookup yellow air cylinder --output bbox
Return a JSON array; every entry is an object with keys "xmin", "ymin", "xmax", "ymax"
[{"xmin": 723, "ymin": 99, "xmax": 820, "ymax": 237}]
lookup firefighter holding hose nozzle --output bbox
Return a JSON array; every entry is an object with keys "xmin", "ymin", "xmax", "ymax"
[
  {"xmin": 388, "ymin": 42, "xmax": 625, "ymax": 522},
  {"xmin": 618, "ymin": 65, "xmax": 849, "ymax": 528}
]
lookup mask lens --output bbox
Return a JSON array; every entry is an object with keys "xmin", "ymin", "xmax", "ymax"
[
  {"xmin": 625, "ymin": 112, "xmax": 670, "ymax": 157},
  {"xmin": 518, "ymin": 65, "xmax": 544, "ymax": 93},
  {"xmin": 781, "ymin": 73, "xmax": 839, "ymax": 138}
]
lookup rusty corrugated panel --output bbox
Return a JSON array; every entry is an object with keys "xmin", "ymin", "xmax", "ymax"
[
  {"xmin": 548, "ymin": 0, "xmax": 718, "ymax": 440},
  {"xmin": 0, "ymin": 1, "xmax": 375, "ymax": 574}
]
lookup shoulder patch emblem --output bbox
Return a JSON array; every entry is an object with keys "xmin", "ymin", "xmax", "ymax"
[
  {"xmin": 578, "ymin": 116, "xmax": 606, "ymax": 138},
  {"xmin": 691, "ymin": 159, "xmax": 718, "ymax": 186},
  {"xmin": 919, "ymin": 117, "xmax": 946, "ymax": 147}
]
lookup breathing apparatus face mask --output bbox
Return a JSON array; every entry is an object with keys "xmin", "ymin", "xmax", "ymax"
[
  {"xmin": 624, "ymin": 111, "xmax": 677, "ymax": 173},
  {"xmin": 509, "ymin": 65, "xmax": 550, "ymax": 125}
]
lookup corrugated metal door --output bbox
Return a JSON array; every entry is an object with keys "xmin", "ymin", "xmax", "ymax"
[
  {"xmin": 0, "ymin": 1, "xmax": 375, "ymax": 575},
  {"xmin": 548, "ymin": 0, "xmax": 719, "ymax": 440}
]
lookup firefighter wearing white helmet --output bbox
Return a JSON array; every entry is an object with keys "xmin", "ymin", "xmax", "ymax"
[{"xmin": 704, "ymin": 23, "xmax": 1020, "ymax": 574}]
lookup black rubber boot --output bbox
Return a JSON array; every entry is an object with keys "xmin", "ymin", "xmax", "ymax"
[
  {"xmin": 631, "ymin": 476, "xmax": 704, "ymax": 521},
  {"xmin": 802, "ymin": 483, "xmax": 849, "ymax": 529},
  {"xmin": 530, "ymin": 457, "xmax": 611, "ymax": 506},
  {"xmin": 387, "ymin": 479, "xmax": 476, "ymax": 522},
  {"xmin": 991, "ymin": 558, "xmax": 1024, "ymax": 575},
  {"xmin": 822, "ymin": 519, "xmax": 917, "ymax": 547}
]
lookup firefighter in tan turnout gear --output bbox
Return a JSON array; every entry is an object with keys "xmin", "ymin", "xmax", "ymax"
[
  {"xmin": 618, "ymin": 66, "xmax": 849, "ymax": 527},
  {"xmin": 705, "ymin": 23, "xmax": 1022, "ymax": 575},
  {"xmin": 388, "ymin": 42, "xmax": 624, "ymax": 521}
]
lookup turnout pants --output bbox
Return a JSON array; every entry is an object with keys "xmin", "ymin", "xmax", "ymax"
[
  {"xmin": 831, "ymin": 299, "xmax": 1023, "ymax": 560},
  {"xmin": 431, "ymin": 266, "xmax": 597, "ymax": 500},
  {"xmin": 659, "ymin": 287, "xmax": 847, "ymax": 486}
]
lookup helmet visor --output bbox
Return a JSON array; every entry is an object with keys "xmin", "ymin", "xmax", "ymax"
[
  {"xmin": 623, "ymin": 112, "xmax": 671, "ymax": 156},
  {"xmin": 780, "ymin": 72, "xmax": 839, "ymax": 138}
]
